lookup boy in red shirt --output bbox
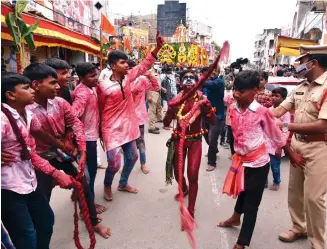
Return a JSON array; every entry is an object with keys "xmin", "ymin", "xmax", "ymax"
[
  {"xmin": 1, "ymin": 72, "xmax": 74, "ymax": 249},
  {"xmin": 72, "ymin": 62, "xmax": 107, "ymax": 213},
  {"xmin": 98, "ymin": 32, "xmax": 164, "ymax": 201},
  {"xmin": 24, "ymin": 63, "xmax": 111, "ymax": 238},
  {"xmin": 218, "ymin": 71, "xmax": 287, "ymax": 249}
]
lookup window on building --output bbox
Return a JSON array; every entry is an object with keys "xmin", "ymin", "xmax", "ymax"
[{"xmin": 269, "ymin": 40, "xmax": 274, "ymax": 49}]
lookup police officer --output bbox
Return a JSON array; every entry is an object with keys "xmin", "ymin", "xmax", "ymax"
[{"xmin": 273, "ymin": 45, "xmax": 327, "ymax": 249}]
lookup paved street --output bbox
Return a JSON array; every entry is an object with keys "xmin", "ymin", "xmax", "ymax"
[{"xmin": 50, "ymin": 126, "xmax": 312, "ymax": 249}]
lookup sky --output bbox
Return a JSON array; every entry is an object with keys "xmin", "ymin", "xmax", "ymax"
[{"xmin": 108, "ymin": 0, "xmax": 298, "ymax": 62}]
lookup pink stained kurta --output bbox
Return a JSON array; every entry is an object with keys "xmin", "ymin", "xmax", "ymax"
[
  {"xmin": 265, "ymin": 106, "xmax": 291, "ymax": 157},
  {"xmin": 97, "ymin": 53, "xmax": 157, "ymax": 152},
  {"xmin": 1, "ymin": 104, "xmax": 57, "ymax": 194},
  {"xmin": 131, "ymin": 72, "xmax": 161, "ymax": 126},
  {"xmin": 224, "ymin": 90, "xmax": 235, "ymax": 126},
  {"xmin": 72, "ymin": 83, "xmax": 99, "ymax": 141},
  {"xmin": 28, "ymin": 97, "xmax": 86, "ymax": 153},
  {"xmin": 229, "ymin": 100, "xmax": 287, "ymax": 168}
]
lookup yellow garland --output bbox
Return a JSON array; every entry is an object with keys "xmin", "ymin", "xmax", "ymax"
[{"xmin": 176, "ymin": 95, "xmax": 198, "ymax": 120}]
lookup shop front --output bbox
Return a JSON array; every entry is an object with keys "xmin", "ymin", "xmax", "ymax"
[{"xmin": 1, "ymin": 3, "xmax": 101, "ymax": 70}]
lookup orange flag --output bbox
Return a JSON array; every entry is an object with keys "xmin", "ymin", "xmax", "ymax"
[
  {"xmin": 101, "ymin": 14, "xmax": 116, "ymax": 36},
  {"xmin": 124, "ymin": 37, "xmax": 131, "ymax": 52},
  {"xmin": 102, "ymin": 36, "xmax": 109, "ymax": 44},
  {"xmin": 115, "ymin": 41, "xmax": 121, "ymax": 50}
]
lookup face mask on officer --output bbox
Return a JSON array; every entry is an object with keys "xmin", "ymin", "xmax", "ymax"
[
  {"xmin": 296, "ymin": 60, "xmax": 315, "ymax": 76},
  {"xmin": 233, "ymin": 68, "xmax": 240, "ymax": 75}
]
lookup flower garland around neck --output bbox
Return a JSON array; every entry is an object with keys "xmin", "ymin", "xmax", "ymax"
[{"xmin": 176, "ymin": 94, "xmax": 201, "ymax": 121}]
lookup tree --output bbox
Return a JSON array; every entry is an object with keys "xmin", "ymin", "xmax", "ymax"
[
  {"xmin": 5, "ymin": 1, "xmax": 39, "ymax": 73},
  {"xmin": 211, "ymin": 41, "xmax": 221, "ymax": 55}
]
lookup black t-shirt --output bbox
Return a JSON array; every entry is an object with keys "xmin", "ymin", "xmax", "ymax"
[{"xmin": 60, "ymin": 88, "xmax": 72, "ymax": 105}]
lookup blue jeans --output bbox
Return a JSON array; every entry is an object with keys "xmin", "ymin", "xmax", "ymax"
[
  {"xmin": 86, "ymin": 141, "xmax": 98, "ymax": 200},
  {"xmin": 1, "ymin": 187, "xmax": 54, "ymax": 249},
  {"xmin": 136, "ymin": 125, "xmax": 146, "ymax": 165},
  {"xmin": 104, "ymin": 140, "xmax": 138, "ymax": 187},
  {"xmin": 207, "ymin": 119, "xmax": 225, "ymax": 166},
  {"xmin": 1, "ymin": 223, "xmax": 15, "ymax": 249},
  {"xmin": 267, "ymin": 154, "xmax": 281, "ymax": 185}
]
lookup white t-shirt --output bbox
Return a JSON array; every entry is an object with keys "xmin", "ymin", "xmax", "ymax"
[{"xmin": 5, "ymin": 53, "xmax": 17, "ymax": 72}]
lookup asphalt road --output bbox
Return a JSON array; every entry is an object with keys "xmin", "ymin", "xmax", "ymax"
[{"xmin": 50, "ymin": 126, "xmax": 312, "ymax": 249}]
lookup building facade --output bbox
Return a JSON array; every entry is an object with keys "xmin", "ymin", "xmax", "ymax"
[
  {"xmin": 114, "ymin": 13, "xmax": 157, "ymax": 43},
  {"xmin": 188, "ymin": 20, "xmax": 212, "ymax": 46},
  {"xmin": 291, "ymin": 0, "xmax": 326, "ymax": 43},
  {"xmin": 1, "ymin": 0, "xmax": 105, "ymax": 71},
  {"xmin": 157, "ymin": 0, "xmax": 187, "ymax": 37},
  {"xmin": 253, "ymin": 29, "xmax": 281, "ymax": 70}
]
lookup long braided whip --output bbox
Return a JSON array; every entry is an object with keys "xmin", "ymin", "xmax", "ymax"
[
  {"xmin": 177, "ymin": 98, "xmax": 210, "ymax": 249},
  {"xmin": 72, "ymin": 163, "xmax": 96, "ymax": 249},
  {"xmin": 169, "ymin": 41, "xmax": 230, "ymax": 249}
]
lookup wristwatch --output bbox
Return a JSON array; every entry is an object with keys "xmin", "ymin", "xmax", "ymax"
[{"xmin": 282, "ymin": 123, "xmax": 289, "ymax": 133}]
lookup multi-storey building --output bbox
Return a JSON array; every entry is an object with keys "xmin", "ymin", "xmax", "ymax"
[
  {"xmin": 157, "ymin": 0, "xmax": 187, "ymax": 38},
  {"xmin": 253, "ymin": 29, "xmax": 281, "ymax": 70},
  {"xmin": 291, "ymin": 0, "xmax": 326, "ymax": 43}
]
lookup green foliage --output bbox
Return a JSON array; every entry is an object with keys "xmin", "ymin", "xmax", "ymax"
[
  {"xmin": 5, "ymin": 13, "xmax": 20, "ymax": 51},
  {"xmin": 211, "ymin": 41, "xmax": 221, "ymax": 54},
  {"xmin": 102, "ymin": 42, "xmax": 115, "ymax": 54},
  {"xmin": 5, "ymin": 1, "xmax": 39, "ymax": 52},
  {"xmin": 15, "ymin": 1, "xmax": 28, "ymax": 16}
]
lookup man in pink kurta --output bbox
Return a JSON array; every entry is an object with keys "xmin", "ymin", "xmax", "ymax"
[
  {"xmin": 129, "ymin": 61, "xmax": 161, "ymax": 174},
  {"xmin": 98, "ymin": 33, "xmax": 164, "ymax": 201}
]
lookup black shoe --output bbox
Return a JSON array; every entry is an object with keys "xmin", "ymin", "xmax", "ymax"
[
  {"xmin": 148, "ymin": 129, "xmax": 160, "ymax": 134},
  {"xmin": 154, "ymin": 127, "xmax": 160, "ymax": 131}
]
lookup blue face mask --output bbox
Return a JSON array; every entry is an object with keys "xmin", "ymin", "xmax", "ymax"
[
  {"xmin": 234, "ymin": 69, "xmax": 240, "ymax": 75},
  {"xmin": 296, "ymin": 60, "xmax": 313, "ymax": 76}
]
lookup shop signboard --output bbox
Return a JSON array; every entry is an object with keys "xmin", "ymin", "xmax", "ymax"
[
  {"xmin": 122, "ymin": 27, "xmax": 149, "ymax": 47},
  {"xmin": 52, "ymin": 0, "xmax": 92, "ymax": 36}
]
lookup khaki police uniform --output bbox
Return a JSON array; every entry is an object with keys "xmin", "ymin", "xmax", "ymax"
[
  {"xmin": 147, "ymin": 73, "xmax": 163, "ymax": 131},
  {"xmin": 280, "ymin": 45, "xmax": 327, "ymax": 249}
]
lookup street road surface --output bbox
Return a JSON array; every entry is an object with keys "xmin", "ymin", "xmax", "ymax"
[{"xmin": 50, "ymin": 126, "xmax": 312, "ymax": 249}]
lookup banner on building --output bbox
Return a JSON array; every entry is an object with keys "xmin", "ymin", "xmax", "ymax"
[
  {"xmin": 276, "ymin": 36, "xmax": 317, "ymax": 56},
  {"xmin": 4, "ymin": 0, "xmax": 54, "ymax": 20},
  {"xmin": 146, "ymin": 42, "xmax": 209, "ymax": 66},
  {"xmin": 122, "ymin": 27, "xmax": 148, "ymax": 47},
  {"xmin": 52, "ymin": 0, "xmax": 92, "ymax": 36}
]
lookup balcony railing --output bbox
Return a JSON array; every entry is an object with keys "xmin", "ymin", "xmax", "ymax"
[{"xmin": 297, "ymin": 11, "xmax": 325, "ymax": 38}]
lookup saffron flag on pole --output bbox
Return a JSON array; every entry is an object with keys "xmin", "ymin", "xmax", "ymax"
[
  {"xmin": 124, "ymin": 37, "xmax": 131, "ymax": 52},
  {"xmin": 101, "ymin": 14, "xmax": 116, "ymax": 36},
  {"xmin": 103, "ymin": 36, "xmax": 109, "ymax": 44}
]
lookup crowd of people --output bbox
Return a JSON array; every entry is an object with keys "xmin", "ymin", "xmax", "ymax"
[{"xmin": 1, "ymin": 28, "xmax": 327, "ymax": 249}]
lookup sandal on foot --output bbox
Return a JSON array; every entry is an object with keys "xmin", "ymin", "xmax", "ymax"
[
  {"xmin": 206, "ymin": 165, "xmax": 216, "ymax": 172},
  {"xmin": 279, "ymin": 230, "xmax": 307, "ymax": 243},
  {"xmin": 217, "ymin": 218, "xmax": 241, "ymax": 227},
  {"xmin": 141, "ymin": 165, "xmax": 150, "ymax": 174},
  {"xmin": 269, "ymin": 184, "xmax": 280, "ymax": 191},
  {"xmin": 174, "ymin": 189, "xmax": 189, "ymax": 201},
  {"xmin": 118, "ymin": 185, "xmax": 138, "ymax": 194}
]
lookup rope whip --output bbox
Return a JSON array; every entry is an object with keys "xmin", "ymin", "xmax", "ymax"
[
  {"xmin": 59, "ymin": 150, "xmax": 96, "ymax": 249},
  {"xmin": 168, "ymin": 41, "xmax": 230, "ymax": 249}
]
